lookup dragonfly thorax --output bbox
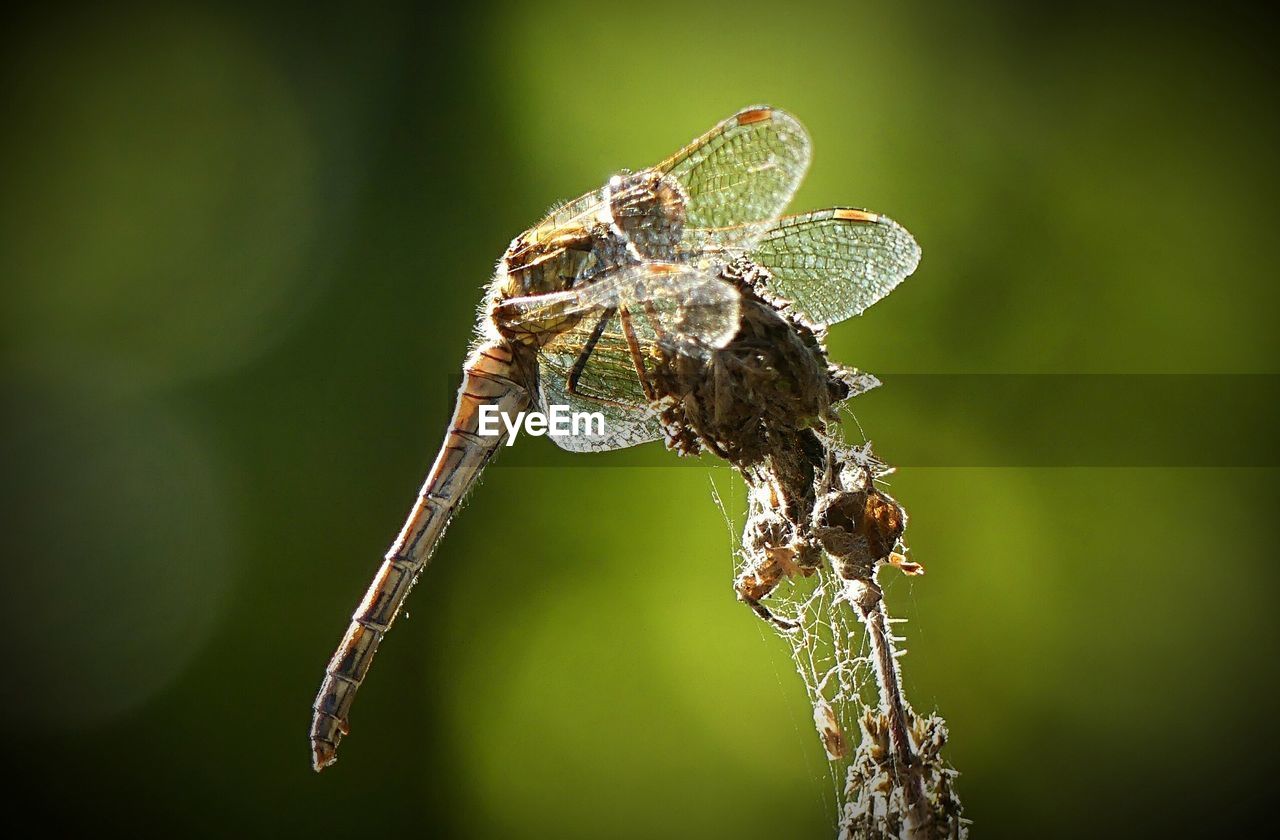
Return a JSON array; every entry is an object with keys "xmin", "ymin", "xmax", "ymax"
[
  {"xmin": 605, "ymin": 171, "xmax": 686, "ymax": 263},
  {"xmin": 498, "ymin": 225, "xmax": 601, "ymax": 299}
]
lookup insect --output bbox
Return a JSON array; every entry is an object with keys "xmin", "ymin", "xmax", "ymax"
[{"xmin": 311, "ymin": 106, "xmax": 921, "ymax": 770}]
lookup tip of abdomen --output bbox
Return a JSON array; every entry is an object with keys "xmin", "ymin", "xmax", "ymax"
[
  {"xmin": 311, "ymin": 738, "xmax": 338, "ymax": 772},
  {"xmin": 310, "ymin": 710, "xmax": 347, "ymax": 772}
]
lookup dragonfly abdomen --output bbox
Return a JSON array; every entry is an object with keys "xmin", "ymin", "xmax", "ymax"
[{"xmin": 311, "ymin": 339, "xmax": 530, "ymax": 771}]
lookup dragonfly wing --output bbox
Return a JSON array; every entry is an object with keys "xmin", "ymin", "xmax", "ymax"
[
  {"xmin": 519, "ymin": 264, "xmax": 742, "ymax": 452},
  {"xmin": 537, "ymin": 346, "xmax": 663, "ymax": 452},
  {"xmin": 656, "ymin": 106, "xmax": 811, "ymax": 253},
  {"xmin": 497, "ymin": 262, "xmax": 742, "ymax": 350},
  {"xmin": 621, "ymin": 262, "xmax": 742, "ymax": 349},
  {"xmin": 542, "ymin": 187, "xmax": 609, "ymax": 231},
  {"xmin": 750, "ymin": 208, "xmax": 921, "ymax": 328}
]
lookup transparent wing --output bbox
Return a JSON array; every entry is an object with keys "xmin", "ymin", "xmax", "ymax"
[
  {"xmin": 507, "ymin": 264, "xmax": 740, "ymax": 453},
  {"xmin": 507, "ymin": 107, "xmax": 810, "ymax": 268},
  {"xmin": 537, "ymin": 333, "xmax": 664, "ymax": 452},
  {"xmin": 543, "ymin": 188, "xmax": 608, "ymax": 229},
  {"xmin": 749, "ymin": 208, "xmax": 921, "ymax": 328},
  {"xmin": 496, "ymin": 262, "xmax": 742, "ymax": 350},
  {"xmin": 658, "ymin": 105, "xmax": 811, "ymax": 254}
]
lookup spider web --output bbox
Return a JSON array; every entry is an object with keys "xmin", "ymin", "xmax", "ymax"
[
  {"xmin": 757, "ymin": 548, "xmax": 880, "ymax": 820},
  {"xmin": 711, "ymin": 473, "xmax": 884, "ymax": 825}
]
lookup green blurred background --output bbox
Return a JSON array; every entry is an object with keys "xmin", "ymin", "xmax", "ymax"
[{"xmin": 3, "ymin": 1, "xmax": 1277, "ymax": 836}]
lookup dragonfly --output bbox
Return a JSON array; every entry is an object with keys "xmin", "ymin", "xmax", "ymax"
[{"xmin": 311, "ymin": 105, "xmax": 921, "ymax": 771}]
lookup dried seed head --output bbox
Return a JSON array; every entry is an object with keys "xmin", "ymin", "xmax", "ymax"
[
  {"xmin": 814, "ymin": 700, "xmax": 850, "ymax": 760},
  {"xmin": 812, "ymin": 485, "xmax": 907, "ymax": 580}
]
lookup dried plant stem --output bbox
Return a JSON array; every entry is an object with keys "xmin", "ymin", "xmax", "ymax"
[
  {"xmin": 850, "ymin": 578, "xmax": 913, "ymax": 769},
  {"xmin": 650, "ymin": 269, "xmax": 964, "ymax": 837},
  {"xmin": 848, "ymin": 576, "xmax": 933, "ymax": 838}
]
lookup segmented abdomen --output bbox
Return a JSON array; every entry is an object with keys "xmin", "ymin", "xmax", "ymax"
[{"xmin": 310, "ymin": 339, "xmax": 528, "ymax": 770}]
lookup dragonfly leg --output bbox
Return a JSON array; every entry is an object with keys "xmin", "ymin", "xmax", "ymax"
[
  {"xmin": 640, "ymin": 298, "xmax": 669, "ymax": 342},
  {"xmin": 561, "ymin": 309, "xmax": 647, "ymax": 412},
  {"xmin": 559, "ymin": 305, "xmax": 654, "ymax": 412},
  {"xmin": 566, "ymin": 306, "xmax": 615, "ymax": 394},
  {"xmin": 618, "ymin": 306, "xmax": 657, "ymax": 402}
]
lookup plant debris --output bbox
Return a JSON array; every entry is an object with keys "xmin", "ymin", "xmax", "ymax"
[{"xmin": 652, "ymin": 261, "xmax": 967, "ymax": 839}]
